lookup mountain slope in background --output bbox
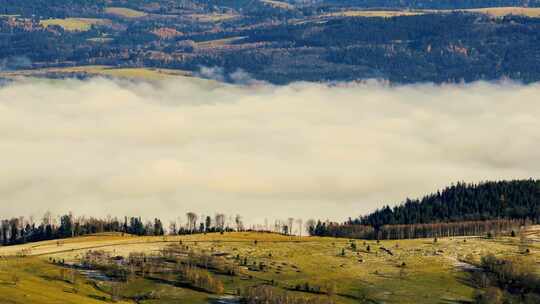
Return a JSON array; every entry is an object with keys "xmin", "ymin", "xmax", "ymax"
[{"xmin": 2, "ymin": 1, "xmax": 540, "ymax": 83}]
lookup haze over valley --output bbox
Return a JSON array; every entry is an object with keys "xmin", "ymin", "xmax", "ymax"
[{"xmin": 1, "ymin": 77, "xmax": 539, "ymax": 223}]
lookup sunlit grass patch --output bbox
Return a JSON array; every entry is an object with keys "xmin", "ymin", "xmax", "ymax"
[
  {"xmin": 196, "ymin": 36, "xmax": 247, "ymax": 48},
  {"xmin": 0, "ymin": 66, "xmax": 193, "ymax": 81},
  {"xmin": 188, "ymin": 13, "xmax": 240, "ymax": 22},
  {"xmin": 105, "ymin": 7, "xmax": 148, "ymax": 18},
  {"xmin": 0, "ymin": 230, "xmax": 537, "ymax": 304},
  {"xmin": 460, "ymin": 7, "xmax": 540, "ymax": 17},
  {"xmin": 0, "ymin": 257, "xmax": 130, "ymax": 304},
  {"xmin": 40, "ymin": 18, "xmax": 110, "ymax": 31},
  {"xmin": 323, "ymin": 10, "xmax": 424, "ymax": 18}
]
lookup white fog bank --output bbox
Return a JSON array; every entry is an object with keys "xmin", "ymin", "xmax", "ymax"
[{"xmin": 0, "ymin": 77, "xmax": 539, "ymax": 223}]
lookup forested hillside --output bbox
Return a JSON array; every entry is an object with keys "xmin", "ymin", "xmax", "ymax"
[
  {"xmin": 359, "ymin": 180, "xmax": 540, "ymax": 228},
  {"xmin": 307, "ymin": 180, "xmax": 540, "ymax": 240},
  {"xmin": 2, "ymin": 1, "xmax": 540, "ymax": 84}
]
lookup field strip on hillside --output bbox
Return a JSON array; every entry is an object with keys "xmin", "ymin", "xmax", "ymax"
[
  {"xmin": 187, "ymin": 13, "xmax": 240, "ymax": 22},
  {"xmin": 457, "ymin": 7, "xmax": 540, "ymax": 17},
  {"xmin": 105, "ymin": 7, "xmax": 147, "ymax": 18},
  {"xmin": 0, "ymin": 238, "xmax": 347, "ymax": 257},
  {"xmin": 195, "ymin": 36, "xmax": 247, "ymax": 48},
  {"xmin": 40, "ymin": 18, "xmax": 111, "ymax": 31},
  {"xmin": 0, "ymin": 66, "xmax": 194, "ymax": 80},
  {"xmin": 310, "ymin": 7, "xmax": 540, "ymax": 23},
  {"xmin": 1, "ymin": 232, "xmax": 536, "ymax": 304},
  {"xmin": 322, "ymin": 10, "xmax": 423, "ymax": 18}
]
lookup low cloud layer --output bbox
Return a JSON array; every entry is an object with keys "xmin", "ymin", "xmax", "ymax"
[{"xmin": 0, "ymin": 77, "xmax": 539, "ymax": 223}]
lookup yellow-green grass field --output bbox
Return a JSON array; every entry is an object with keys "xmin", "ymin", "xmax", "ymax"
[
  {"xmin": 455, "ymin": 7, "xmax": 540, "ymax": 17},
  {"xmin": 188, "ymin": 13, "xmax": 240, "ymax": 22},
  {"xmin": 0, "ymin": 229, "xmax": 538, "ymax": 304},
  {"xmin": 0, "ymin": 66, "xmax": 193, "ymax": 81},
  {"xmin": 322, "ymin": 10, "xmax": 423, "ymax": 18},
  {"xmin": 40, "ymin": 18, "xmax": 111, "ymax": 31},
  {"xmin": 195, "ymin": 36, "xmax": 247, "ymax": 48},
  {"xmin": 105, "ymin": 7, "xmax": 148, "ymax": 18},
  {"xmin": 318, "ymin": 7, "xmax": 540, "ymax": 20},
  {"xmin": 0, "ymin": 256, "xmax": 132, "ymax": 304}
]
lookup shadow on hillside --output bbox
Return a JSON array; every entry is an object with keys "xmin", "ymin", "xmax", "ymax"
[{"xmin": 439, "ymin": 299, "xmax": 473, "ymax": 304}]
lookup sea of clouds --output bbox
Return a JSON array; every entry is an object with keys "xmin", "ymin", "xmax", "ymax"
[{"xmin": 0, "ymin": 77, "xmax": 539, "ymax": 224}]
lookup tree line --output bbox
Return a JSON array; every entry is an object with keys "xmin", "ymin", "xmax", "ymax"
[
  {"xmin": 308, "ymin": 180, "xmax": 540, "ymax": 239},
  {"xmin": 0, "ymin": 212, "xmax": 232, "ymax": 246},
  {"xmin": 359, "ymin": 180, "xmax": 540, "ymax": 228},
  {"xmin": 3, "ymin": 180, "xmax": 538, "ymax": 245},
  {"xmin": 0, "ymin": 211, "xmax": 307, "ymax": 246},
  {"xmin": 308, "ymin": 219, "xmax": 527, "ymax": 240}
]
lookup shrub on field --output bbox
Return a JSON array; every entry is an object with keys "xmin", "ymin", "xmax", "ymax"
[
  {"xmin": 474, "ymin": 287, "xmax": 503, "ymax": 304},
  {"xmin": 179, "ymin": 265, "xmax": 224, "ymax": 294},
  {"xmin": 479, "ymin": 254, "xmax": 538, "ymax": 291},
  {"xmin": 242, "ymin": 285, "xmax": 334, "ymax": 304},
  {"xmin": 473, "ymin": 253, "xmax": 540, "ymax": 302}
]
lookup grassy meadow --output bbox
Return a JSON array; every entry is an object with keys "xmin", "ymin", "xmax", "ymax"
[
  {"xmin": 457, "ymin": 7, "xmax": 540, "ymax": 17},
  {"xmin": 0, "ymin": 230, "xmax": 538, "ymax": 304},
  {"xmin": 105, "ymin": 7, "xmax": 148, "ymax": 18},
  {"xmin": 195, "ymin": 37, "xmax": 247, "ymax": 49},
  {"xmin": 319, "ymin": 7, "xmax": 540, "ymax": 20},
  {"xmin": 187, "ymin": 13, "xmax": 240, "ymax": 23},
  {"xmin": 0, "ymin": 256, "xmax": 132, "ymax": 304},
  {"xmin": 0, "ymin": 66, "xmax": 194, "ymax": 81},
  {"xmin": 322, "ymin": 10, "xmax": 423, "ymax": 18},
  {"xmin": 40, "ymin": 18, "xmax": 111, "ymax": 31}
]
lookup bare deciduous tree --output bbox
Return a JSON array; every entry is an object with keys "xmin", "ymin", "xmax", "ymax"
[
  {"xmin": 306, "ymin": 219, "xmax": 316, "ymax": 235},
  {"xmin": 235, "ymin": 214, "xmax": 244, "ymax": 232},
  {"xmin": 42, "ymin": 211, "xmax": 52, "ymax": 226},
  {"xmin": 287, "ymin": 218, "xmax": 294, "ymax": 235},
  {"xmin": 169, "ymin": 221, "xmax": 177, "ymax": 235},
  {"xmin": 215, "ymin": 214, "xmax": 225, "ymax": 231},
  {"xmin": 295, "ymin": 218, "xmax": 303, "ymax": 236},
  {"xmin": 205, "ymin": 216, "xmax": 212, "ymax": 231},
  {"xmin": 186, "ymin": 212, "xmax": 198, "ymax": 232}
]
